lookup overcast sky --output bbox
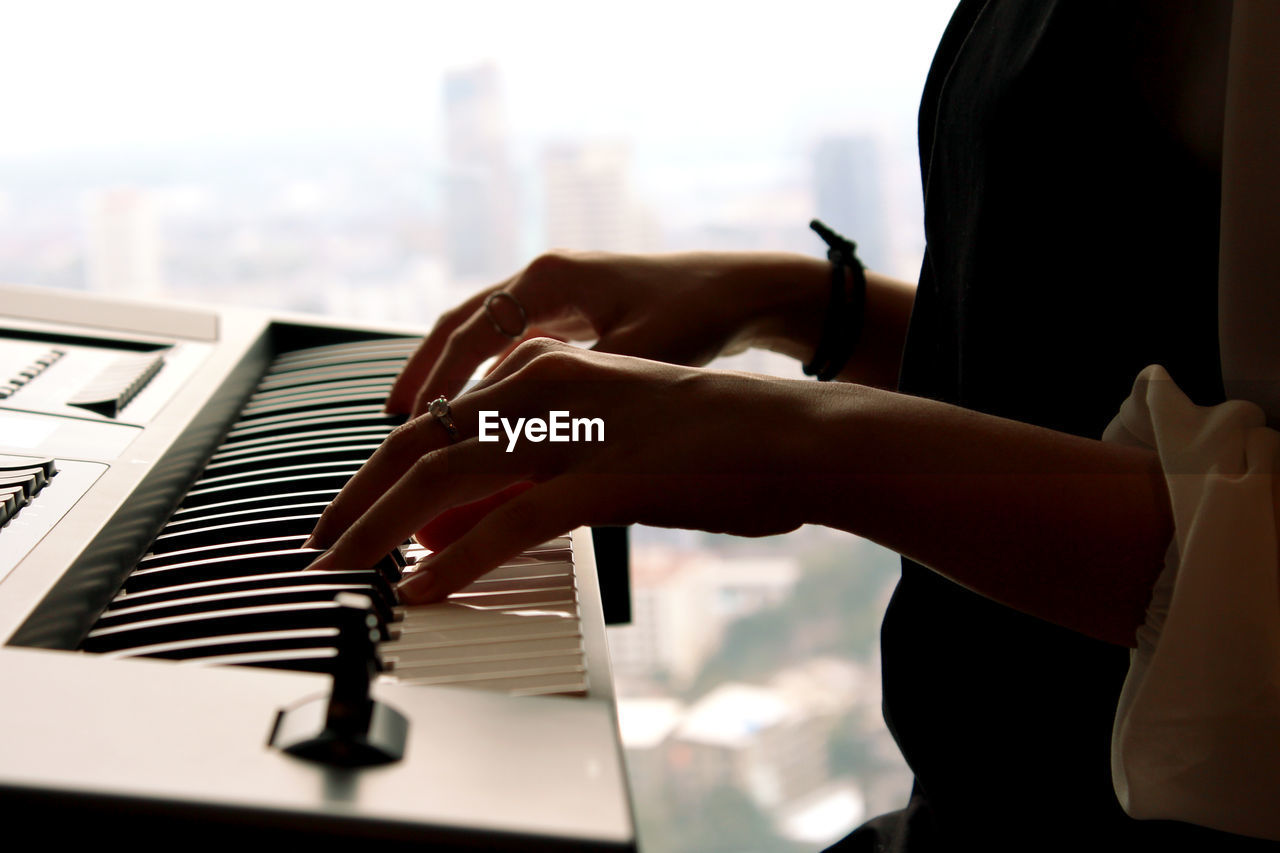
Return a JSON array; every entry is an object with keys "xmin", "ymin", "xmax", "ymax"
[{"xmin": 0, "ymin": 0, "xmax": 959, "ymax": 157}]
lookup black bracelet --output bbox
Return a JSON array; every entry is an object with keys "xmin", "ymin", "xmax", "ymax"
[{"xmin": 802, "ymin": 219, "xmax": 866, "ymax": 381}]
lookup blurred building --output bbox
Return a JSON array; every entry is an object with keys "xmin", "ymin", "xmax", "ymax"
[
  {"xmin": 669, "ymin": 683, "xmax": 831, "ymax": 809},
  {"xmin": 607, "ymin": 549, "xmax": 720, "ymax": 688},
  {"xmin": 618, "ymin": 660, "xmax": 876, "ymax": 848},
  {"xmin": 542, "ymin": 141, "xmax": 656, "ymax": 252},
  {"xmin": 617, "ymin": 697, "xmax": 685, "ymax": 808},
  {"xmin": 442, "ymin": 63, "xmax": 518, "ymax": 283},
  {"xmin": 84, "ymin": 187, "xmax": 164, "ymax": 296},
  {"xmin": 607, "ymin": 548, "xmax": 800, "ymax": 688}
]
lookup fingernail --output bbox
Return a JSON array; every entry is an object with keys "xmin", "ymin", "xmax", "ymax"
[
  {"xmin": 397, "ymin": 571, "xmax": 438, "ymax": 604},
  {"xmin": 306, "ymin": 551, "xmax": 334, "ymax": 572},
  {"xmin": 396, "ymin": 577, "xmax": 427, "ymax": 604}
]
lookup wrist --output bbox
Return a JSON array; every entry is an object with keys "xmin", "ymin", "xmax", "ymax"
[{"xmin": 718, "ymin": 254, "xmax": 830, "ymax": 361}]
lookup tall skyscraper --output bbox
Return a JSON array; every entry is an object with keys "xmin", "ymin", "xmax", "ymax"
[
  {"xmin": 84, "ymin": 187, "xmax": 164, "ymax": 296},
  {"xmin": 442, "ymin": 63, "xmax": 518, "ymax": 283},
  {"xmin": 812, "ymin": 136, "xmax": 888, "ymax": 272},
  {"xmin": 542, "ymin": 141, "xmax": 651, "ymax": 252}
]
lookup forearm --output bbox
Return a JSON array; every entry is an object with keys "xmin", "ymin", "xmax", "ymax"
[
  {"xmin": 721, "ymin": 253, "xmax": 916, "ymax": 390},
  {"xmin": 796, "ymin": 382, "xmax": 1172, "ymax": 646}
]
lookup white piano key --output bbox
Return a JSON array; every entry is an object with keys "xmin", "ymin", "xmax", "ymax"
[
  {"xmin": 383, "ymin": 651, "xmax": 585, "ymax": 679},
  {"xmin": 382, "ymin": 634, "xmax": 581, "ymax": 661},
  {"xmin": 390, "ymin": 668, "xmax": 588, "ymax": 696},
  {"xmin": 444, "ymin": 588, "xmax": 577, "ymax": 609},
  {"xmin": 457, "ymin": 573, "xmax": 577, "ymax": 594},
  {"xmin": 463, "ymin": 559, "xmax": 575, "ymax": 581}
]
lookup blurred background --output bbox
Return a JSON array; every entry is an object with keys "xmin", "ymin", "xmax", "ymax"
[{"xmin": 0, "ymin": 1, "xmax": 958, "ymax": 849}]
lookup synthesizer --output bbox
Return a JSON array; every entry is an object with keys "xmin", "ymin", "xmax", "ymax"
[{"xmin": 0, "ymin": 283, "xmax": 635, "ymax": 850}]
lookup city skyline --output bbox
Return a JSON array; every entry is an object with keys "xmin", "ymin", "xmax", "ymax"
[{"xmin": 0, "ymin": 7, "xmax": 968, "ymax": 845}]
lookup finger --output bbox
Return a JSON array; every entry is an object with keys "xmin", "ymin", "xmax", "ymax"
[
  {"xmin": 304, "ymin": 413, "xmax": 455, "ymax": 550},
  {"xmin": 308, "ymin": 372, "xmax": 547, "ymax": 550},
  {"xmin": 414, "ymin": 481, "xmax": 535, "ymax": 550},
  {"xmin": 462, "ymin": 336, "xmax": 572, "ymax": 398},
  {"xmin": 386, "ymin": 283, "xmax": 506, "ymax": 415},
  {"xmin": 482, "ymin": 327, "xmax": 562, "ymax": 377},
  {"xmin": 309, "ymin": 379, "xmax": 511, "ymax": 548},
  {"xmin": 411, "ymin": 275, "xmax": 573, "ymax": 417},
  {"xmin": 410, "ymin": 309, "xmax": 522, "ymax": 417},
  {"xmin": 397, "ymin": 475, "xmax": 598, "ymax": 604},
  {"xmin": 306, "ymin": 440, "xmax": 533, "ymax": 574}
]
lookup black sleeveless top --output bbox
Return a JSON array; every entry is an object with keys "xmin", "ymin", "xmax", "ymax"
[{"xmin": 834, "ymin": 2, "xmax": 1275, "ymax": 850}]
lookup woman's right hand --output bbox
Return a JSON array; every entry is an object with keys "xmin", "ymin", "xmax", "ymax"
[{"xmin": 386, "ymin": 250, "xmax": 831, "ymax": 416}]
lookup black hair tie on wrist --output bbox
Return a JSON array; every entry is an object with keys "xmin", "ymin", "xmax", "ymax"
[{"xmin": 803, "ymin": 219, "xmax": 867, "ymax": 381}]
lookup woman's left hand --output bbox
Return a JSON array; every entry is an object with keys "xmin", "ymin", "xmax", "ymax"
[{"xmin": 305, "ymin": 338, "xmax": 827, "ymax": 603}]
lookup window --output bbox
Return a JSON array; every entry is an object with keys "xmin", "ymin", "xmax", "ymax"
[{"xmin": 1, "ymin": 2, "xmax": 960, "ymax": 849}]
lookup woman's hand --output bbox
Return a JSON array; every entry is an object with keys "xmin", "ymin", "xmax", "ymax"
[
  {"xmin": 308, "ymin": 338, "xmax": 829, "ymax": 603},
  {"xmin": 307, "ymin": 335, "xmax": 1177, "ymax": 645},
  {"xmin": 384, "ymin": 251, "xmax": 833, "ymax": 417}
]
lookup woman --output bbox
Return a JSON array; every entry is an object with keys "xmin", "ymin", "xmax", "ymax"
[{"xmin": 307, "ymin": 1, "xmax": 1280, "ymax": 848}]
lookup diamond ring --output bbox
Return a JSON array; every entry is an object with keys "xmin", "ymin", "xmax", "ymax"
[{"xmin": 428, "ymin": 396, "xmax": 459, "ymax": 442}]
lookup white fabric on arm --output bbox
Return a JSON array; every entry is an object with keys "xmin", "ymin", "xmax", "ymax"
[{"xmin": 1105, "ymin": 364, "xmax": 1280, "ymax": 841}]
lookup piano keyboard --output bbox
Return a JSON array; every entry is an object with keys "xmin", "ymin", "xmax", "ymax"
[
  {"xmin": 77, "ymin": 337, "xmax": 590, "ymax": 696},
  {"xmin": 0, "ymin": 284, "xmax": 632, "ymax": 850}
]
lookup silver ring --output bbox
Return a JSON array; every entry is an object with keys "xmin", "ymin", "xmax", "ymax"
[
  {"xmin": 484, "ymin": 291, "xmax": 529, "ymax": 340},
  {"xmin": 428, "ymin": 396, "xmax": 459, "ymax": 442}
]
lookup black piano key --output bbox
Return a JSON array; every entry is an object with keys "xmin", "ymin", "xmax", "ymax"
[
  {"xmin": 272, "ymin": 337, "xmax": 416, "ymax": 357},
  {"xmin": 105, "ymin": 628, "xmax": 342, "ymax": 661},
  {"xmin": 124, "ymin": 548, "xmax": 401, "ymax": 593},
  {"xmin": 255, "ymin": 363, "xmax": 404, "ymax": 393},
  {"xmin": 191, "ymin": 459, "xmax": 363, "ymax": 491},
  {"xmin": 200, "ymin": 443, "xmax": 382, "ymax": 478},
  {"xmin": 107, "ymin": 569, "xmax": 396, "ymax": 611},
  {"xmin": 221, "ymin": 408, "xmax": 401, "ymax": 442},
  {"xmin": 226, "ymin": 403, "xmax": 389, "ymax": 429},
  {"xmin": 273, "ymin": 351, "xmax": 402, "ymax": 371},
  {"xmin": 167, "ymin": 490, "xmax": 341, "ymax": 524},
  {"xmin": 162, "ymin": 498, "xmax": 335, "ymax": 530},
  {"xmin": 243, "ymin": 379, "xmax": 394, "ymax": 406},
  {"xmin": 236, "ymin": 390, "xmax": 396, "ymax": 421},
  {"xmin": 188, "ymin": 647, "xmax": 344, "ymax": 674},
  {"xmin": 141, "ymin": 532, "xmax": 405, "ymax": 578},
  {"xmin": 180, "ymin": 470, "xmax": 358, "ymax": 508},
  {"xmin": 267, "ymin": 345, "xmax": 416, "ymax": 373},
  {"xmin": 82, "ymin": 599, "xmax": 391, "ymax": 653},
  {"xmin": 209, "ymin": 425, "xmax": 395, "ymax": 458},
  {"xmin": 125, "ymin": 548, "xmax": 321, "ymax": 592},
  {"xmin": 148, "ymin": 514, "xmax": 321, "ymax": 553},
  {"xmin": 94, "ymin": 583, "xmax": 396, "ymax": 629},
  {"xmin": 266, "ymin": 352, "xmax": 408, "ymax": 375},
  {"xmin": 139, "ymin": 533, "xmax": 310, "ymax": 566}
]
